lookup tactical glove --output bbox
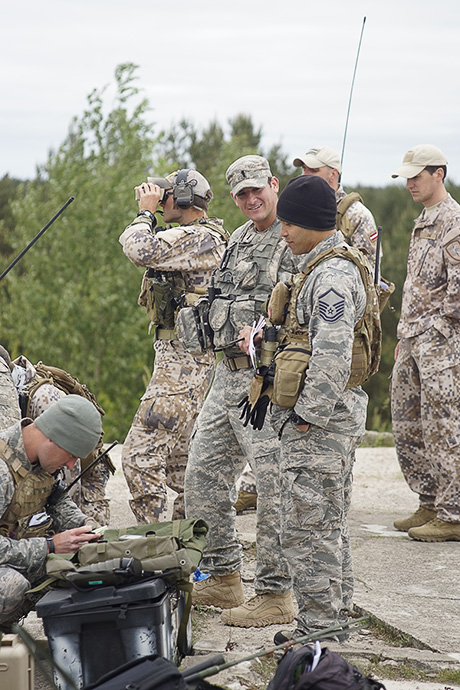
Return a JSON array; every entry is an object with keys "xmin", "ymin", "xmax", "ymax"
[{"xmin": 238, "ymin": 364, "xmax": 274, "ymax": 431}]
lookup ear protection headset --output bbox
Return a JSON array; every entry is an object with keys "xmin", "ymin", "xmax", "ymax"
[{"xmin": 173, "ymin": 169, "xmax": 197, "ymax": 209}]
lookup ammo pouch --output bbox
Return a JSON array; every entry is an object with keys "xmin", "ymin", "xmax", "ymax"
[
  {"xmin": 271, "ymin": 343, "xmax": 312, "ymax": 408},
  {"xmin": 147, "ymin": 281, "xmax": 177, "ymax": 329},
  {"xmin": 176, "ymin": 296, "xmax": 213, "ymax": 355},
  {"xmin": 377, "ymin": 276, "xmax": 395, "ymax": 313},
  {"xmin": 208, "ymin": 296, "xmax": 262, "ymax": 350},
  {"xmin": 268, "ymin": 281, "xmax": 291, "ymax": 325}
]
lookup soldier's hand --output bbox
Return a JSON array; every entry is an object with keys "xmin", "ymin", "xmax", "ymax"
[
  {"xmin": 238, "ymin": 325, "xmax": 263, "ymax": 354},
  {"xmin": 134, "ymin": 182, "xmax": 162, "ymax": 214},
  {"xmin": 52, "ymin": 526, "xmax": 100, "ymax": 554}
]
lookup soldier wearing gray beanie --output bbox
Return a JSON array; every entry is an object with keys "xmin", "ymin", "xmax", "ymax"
[{"xmin": 34, "ymin": 394, "xmax": 102, "ymax": 458}]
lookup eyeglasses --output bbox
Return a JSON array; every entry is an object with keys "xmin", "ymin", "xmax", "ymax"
[{"xmin": 160, "ymin": 191, "xmax": 174, "ymax": 204}]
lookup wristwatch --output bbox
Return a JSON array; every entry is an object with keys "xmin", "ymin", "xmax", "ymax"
[
  {"xmin": 45, "ymin": 535, "xmax": 55, "ymax": 553},
  {"xmin": 137, "ymin": 210, "xmax": 156, "ymax": 224},
  {"xmin": 290, "ymin": 412, "xmax": 308, "ymax": 426}
]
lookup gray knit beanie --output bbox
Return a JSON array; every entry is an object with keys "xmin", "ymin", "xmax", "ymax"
[{"xmin": 34, "ymin": 394, "xmax": 102, "ymax": 458}]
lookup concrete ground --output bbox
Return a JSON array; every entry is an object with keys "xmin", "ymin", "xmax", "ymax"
[{"xmin": 20, "ymin": 443, "xmax": 460, "ymax": 689}]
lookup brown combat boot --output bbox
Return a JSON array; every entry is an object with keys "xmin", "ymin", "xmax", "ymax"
[
  {"xmin": 233, "ymin": 490, "xmax": 257, "ymax": 514},
  {"xmin": 408, "ymin": 517, "xmax": 460, "ymax": 542},
  {"xmin": 192, "ymin": 572, "xmax": 245, "ymax": 608},
  {"xmin": 221, "ymin": 591, "xmax": 295, "ymax": 628},
  {"xmin": 393, "ymin": 506, "xmax": 436, "ymax": 532}
]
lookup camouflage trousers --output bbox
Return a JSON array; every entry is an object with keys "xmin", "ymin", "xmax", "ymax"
[
  {"xmin": 279, "ymin": 420, "xmax": 361, "ymax": 633},
  {"xmin": 0, "ymin": 566, "xmax": 50, "ymax": 625},
  {"xmin": 123, "ymin": 339, "xmax": 214, "ymax": 523},
  {"xmin": 391, "ymin": 330, "xmax": 460, "ymax": 521},
  {"xmin": 238, "ymin": 465, "xmax": 257, "ymax": 494},
  {"xmin": 185, "ymin": 360, "xmax": 292, "ymax": 593},
  {"xmin": 65, "ymin": 461, "xmax": 111, "ymax": 527}
]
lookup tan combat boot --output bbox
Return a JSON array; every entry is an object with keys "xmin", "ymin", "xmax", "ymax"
[
  {"xmin": 393, "ymin": 506, "xmax": 436, "ymax": 532},
  {"xmin": 192, "ymin": 572, "xmax": 244, "ymax": 608},
  {"xmin": 408, "ymin": 517, "xmax": 460, "ymax": 542},
  {"xmin": 233, "ymin": 490, "xmax": 257, "ymax": 514},
  {"xmin": 221, "ymin": 591, "xmax": 295, "ymax": 628}
]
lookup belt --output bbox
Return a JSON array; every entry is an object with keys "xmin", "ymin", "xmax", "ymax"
[
  {"xmin": 155, "ymin": 328, "xmax": 177, "ymax": 341},
  {"xmin": 223, "ymin": 354, "xmax": 252, "ymax": 371}
]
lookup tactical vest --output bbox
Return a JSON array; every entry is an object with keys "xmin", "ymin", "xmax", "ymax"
[
  {"xmin": 336, "ymin": 192, "xmax": 363, "ymax": 240},
  {"xmin": 208, "ymin": 220, "xmax": 288, "ymax": 353},
  {"xmin": 268, "ymin": 245, "xmax": 382, "ymax": 408},
  {"xmin": 138, "ymin": 219, "xmax": 229, "ymax": 337},
  {"xmin": 19, "ymin": 363, "xmax": 113, "ymax": 474},
  {"xmin": 0, "ymin": 439, "xmax": 55, "ymax": 539}
]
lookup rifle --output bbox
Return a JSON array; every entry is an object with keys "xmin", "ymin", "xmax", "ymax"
[
  {"xmin": 184, "ymin": 618, "xmax": 369, "ymax": 684},
  {"xmin": 0, "ymin": 197, "xmax": 75, "ymax": 281},
  {"xmin": 374, "ymin": 225, "xmax": 382, "ymax": 287},
  {"xmin": 47, "ymin": 440, "xmax": 118, "ymax": 507}
]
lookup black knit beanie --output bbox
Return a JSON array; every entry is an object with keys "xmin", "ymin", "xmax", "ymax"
[{"xmin": 277, "ymin": 175, "xmax": 337, "ymax": 231}]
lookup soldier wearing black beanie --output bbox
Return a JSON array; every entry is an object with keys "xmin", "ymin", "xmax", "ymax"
[{"xmin": 277, "ymin": 175, "xmax": 336, "ymax": 231}]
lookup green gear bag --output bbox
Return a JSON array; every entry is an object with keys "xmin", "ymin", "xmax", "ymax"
[{"xmin": 44, "ymin": 518, "xmax": 208, "ymax": 587}]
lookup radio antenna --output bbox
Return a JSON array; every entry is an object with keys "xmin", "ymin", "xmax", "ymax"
[{"xmin": 340, "ymin": 16, "xmax": 366, "ymax": 172}]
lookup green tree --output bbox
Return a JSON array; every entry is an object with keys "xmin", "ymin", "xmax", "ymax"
[{"xmin": 0, "ymin": 63, "xmax": 161, "ymax": 438}]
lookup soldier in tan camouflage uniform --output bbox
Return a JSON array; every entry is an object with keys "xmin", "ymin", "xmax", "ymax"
[
  {"xmin": 0, "ymin": 346, "xmax": 20, "ymax": 429},
  {"xmin": 120, "ymin": 170, "xmax": 228, "ymax": 523},
  {"xmin": 0, "ymin": 396, "xmax": 101, "ymax": 629},
  {"xmin": 10, "ymin": 356, "xmax": 110, "ymax": 526},
  {"xmin": 243, "ymin": 175, "xmax": 369, "ymax": 642},
  {"xmin": 185, "ymin": 156, "xmax": 295, "ymax": 628},
  {"xmin": 391, "ymin": 145, "xmax": 460, "ymax": 542}
]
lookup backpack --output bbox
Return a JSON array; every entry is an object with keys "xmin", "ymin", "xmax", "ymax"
[
  {"xmin": 84, "ymin": 653, "xmax": 225, "ymax": 690},
  {"xmin": 267, "ymin": 645, "xmax": 386, "ymax": 690},
  {"xmin": 20, "ymin": 361, "xmax": 114, "ymax": 473}
]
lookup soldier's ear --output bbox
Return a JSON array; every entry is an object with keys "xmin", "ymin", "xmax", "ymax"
[{"xmin": 270, "ymin": 177, "xmax": 280, "ymax": 194}]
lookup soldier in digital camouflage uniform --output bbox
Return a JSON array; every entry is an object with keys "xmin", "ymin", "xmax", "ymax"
[
  {"xmin": 185, "ymin": 155, "xmax": 295, "ymax": 628},
  {"xmin": 0, "ymin": 396, "xmax": 101, "ymax": 629},
  {"xmin": 10, "ymin": 356, "xmax": 111, "ymax": 526},
  {"xmin": 252, "ymin": 175, "xmax": 368, "ymax": 641},
  {"xmin": 120, "ymin": 170, "xmax": 228, "ymax": 523},
  {"xmin": 0, "ymin": 346, "xmax": 20, "ymax": 429},
  {"xmin": 236, "ymin": 145, "xmax": 381, "ymax": 507},
  {"xmin": 391, "ymin": 145, "xmax": 460, "ymax": 542}
]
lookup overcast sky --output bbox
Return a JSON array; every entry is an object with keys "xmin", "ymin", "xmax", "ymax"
[{"xmin": 2, "ymin": 0, "xmax": 460, "ymax": 188}]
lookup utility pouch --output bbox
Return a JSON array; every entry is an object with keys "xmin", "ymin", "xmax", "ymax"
[
  {"xmin": 14, "ymin": 512, "xmax": 54, "ymax": 539},
  {"xmin": 176, "ymin": 297, "xmax": 212, "ymax": 355},
  {"xmin": 148, "ymin": 282, "xmax": 177, "ymax": 328},
  {"xmin": 377, "ymin": 276, "xmax": 395, "ymax": 313},
  {"xmin": 271, "ymin": 344, "xmax": 312, "ymax": 408},
  {"xmin": 268, "ymin": 282, "xmax": 291, "ymax": 325},
  {"xmin": 208, "ymin": 298, "xmax": 232, "ymax": 349}
]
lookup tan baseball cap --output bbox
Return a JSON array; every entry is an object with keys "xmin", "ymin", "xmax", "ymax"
[
  {"xmin": 226, "ymin": 155, "xmax": 272, "ymax": 196},
  {"xmin": 293, "ymin": 146, "xmax": 342, "ymax": 174},
  {"xmin": 392, "ymin": 145, "xmax": 447, "ymax": 179}
]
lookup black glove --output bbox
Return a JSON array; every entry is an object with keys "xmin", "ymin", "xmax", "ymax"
[{"xmin": 238, "ymin": 365, "xmax": 273, "ymax": 431}]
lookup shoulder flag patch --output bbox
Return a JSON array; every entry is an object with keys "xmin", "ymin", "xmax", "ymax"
[
  {"xmin": 319, "ymin": 288, "xmax": 345, "ymax": 322},
  {"xmin": 445, "ymin": 239, "xmax": 460, "ymax": 264}
]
